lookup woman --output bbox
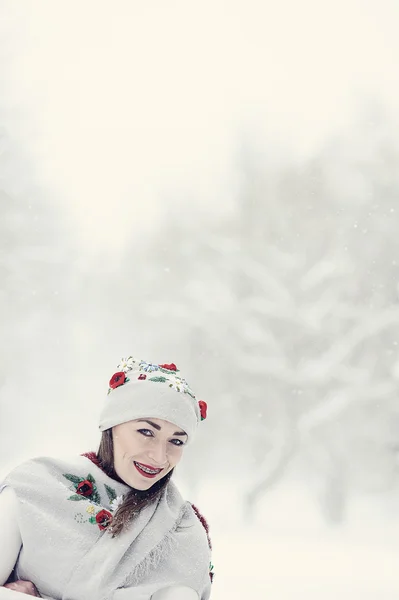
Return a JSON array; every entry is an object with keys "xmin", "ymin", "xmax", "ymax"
[{"xmin": 0, "ymin": 356, "xmax": 213, "ymax": 600}]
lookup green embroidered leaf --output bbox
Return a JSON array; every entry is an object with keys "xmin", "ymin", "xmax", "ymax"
[
  {"xmin": 86, "ymin": 473, "xmax": 96, "ymax": 484},
  {"xmin": 89, "ymin": 516, "xmax": 97, "ymax": 524},
  {"xmin": 159, "ymin": 367, "xmax": 178, "ymax": 375},
  {"xmin": 68, "ymin": 494, "xmax": 85, "ymax": 501},
  {"xmin": 104, "ymin": 484, "xmax": 117, "ymax": 503},
  {"xmin": 63, "ymin": 473, "xmax": 82, "ymax": 485},
  {"xmin": 149, "ymin": 376, "xmax": 167, "ymax": 383},
  {"xmin": 91, "ymin": 490, "xmax": 101, "ymax": 504}
]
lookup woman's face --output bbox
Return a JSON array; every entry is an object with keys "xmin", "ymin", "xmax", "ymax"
[{"xmin": 112, "ymin": 417, "xmax": 187, "ymax": 490}]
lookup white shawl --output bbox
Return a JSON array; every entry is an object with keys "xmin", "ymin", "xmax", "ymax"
[{"xmin": 1, "ymin": 455, "xmax": 212, "ymax": 600}]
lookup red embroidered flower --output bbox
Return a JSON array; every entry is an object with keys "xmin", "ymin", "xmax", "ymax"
[
  {"xmin": 96, "ymin": 509, "xmax": 113, "ymax": 530},
  {"xmin": 198, "ymin": 400, "xmax": 207, "ymax": 421},
  {"xmin": 159, "ymin": 363, "xmax": 177, "ymax": 371},
  {"xmin": 109, "ymin": 372, "xmax": 126, "ymax": 389},
  {"xmin": 76, "ymin": 480, "xmax": 94, "ymax": 497},
  {"xmin": 138, "ymin": 374, "xmax": 147, "ymax": 380}
]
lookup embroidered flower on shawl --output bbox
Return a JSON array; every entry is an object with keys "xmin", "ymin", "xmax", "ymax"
[
  {"xmin": 86, "ymin": 507, "xmax": 115, "ymax": 530},
  {"xmin": 110, "ymin": 495, "xmax": 124, "ymax": 512},
  {"xmin": 76, "ymin": 479, "xmax": 94, "ymax": 497},
  {"xmin": 63, "ymin": 469, "xmax": 120, "ymax": 530},
  {"xmin": 95, "ymin": 509, "xmax": 113, "ymax": 530},
  {"xmin": 63, "ymin": 472, "xmax": 100, "ymax": 504}
]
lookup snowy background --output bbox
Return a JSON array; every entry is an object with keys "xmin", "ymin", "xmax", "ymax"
[{"xmin": 1, "ymin": 1, "xmax": 399, "ymax": 598}]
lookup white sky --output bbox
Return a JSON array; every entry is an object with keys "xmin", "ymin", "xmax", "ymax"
[{"xmin": 1, "ymin": 0, "xmax": 399, "ymax": 253}]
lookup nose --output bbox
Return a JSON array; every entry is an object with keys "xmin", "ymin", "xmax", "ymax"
[{"xmin": 147, "ymin": 440, "xmax": 168, "ymax": 466}]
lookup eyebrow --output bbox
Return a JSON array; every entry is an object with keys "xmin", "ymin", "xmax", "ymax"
[{"xmin": 136, "ymin": 419, "xmax": 188, "ymax": 437}]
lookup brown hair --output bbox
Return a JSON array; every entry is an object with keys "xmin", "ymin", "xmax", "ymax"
[{"xmin": 97, "ymin": 428, "xmax": 174, "ymax": 537}]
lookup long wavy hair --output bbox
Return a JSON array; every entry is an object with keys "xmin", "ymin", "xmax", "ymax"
[{"xmin": 97, "ymin": 428, "xmax": 174, "ymax": 537}]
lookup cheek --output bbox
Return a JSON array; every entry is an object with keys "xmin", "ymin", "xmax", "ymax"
[
  {"xmin": 113, "ymin": 433, "xmax": 132, "ymax": 461},
  {"xmin": 115, "ymin": 431, "xmax": 146, "ymax": 461},
  {"xmin": 168, "ymin": 446, "xmax": 184, "ymax": 465},
  {"xmin": 112, "ymin": 437, "xmax": 123, "ymax": 462}
]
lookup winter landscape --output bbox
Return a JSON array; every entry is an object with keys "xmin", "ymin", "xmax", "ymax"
[{"xmin": 1, "ymin": 2, "xmax": 399, "ymax": 598}]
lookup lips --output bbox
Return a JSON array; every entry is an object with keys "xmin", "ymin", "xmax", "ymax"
[{"xmin": 133, "ymin": 461, "xmax": 164, "ymax": 478}]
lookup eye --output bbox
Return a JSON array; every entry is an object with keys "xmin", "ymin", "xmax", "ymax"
[
  {"xmin": 137, "ymin": 428, "xmax": 154, "ymax": 437},
  {"xmin": 170, "ymin": 439, "xmax": 185, "ymax": 447}
]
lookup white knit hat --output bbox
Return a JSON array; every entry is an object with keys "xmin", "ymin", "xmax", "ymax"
[{"xmin": 98, "ymin": 357, "xmax": 207, "ymax": 441}]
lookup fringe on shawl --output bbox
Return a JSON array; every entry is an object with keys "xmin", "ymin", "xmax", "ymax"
[{"xmin": 121, "ymin": 501, "xmax": 192, "ymax": 587}]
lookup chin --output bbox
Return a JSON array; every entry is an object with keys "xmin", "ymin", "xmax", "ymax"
[
  {"xmin": 124, "ymin": 472, "xmax": 162, "ymax": 491},
  {"xmin": 136, "ymin": 468, "xmax": 173, "ymax": 491},
  {"xmin": 134, "ymin": 478, "xmax": 163, "ymax": 492},
  {"xmin": 136, "ymin": 480, "xmax": 156, "ymax": 491}
]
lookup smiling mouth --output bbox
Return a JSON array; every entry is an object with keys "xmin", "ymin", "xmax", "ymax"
[{"xmin": 133, "ymin": 461, "xmax": 164, "ymax": 478}]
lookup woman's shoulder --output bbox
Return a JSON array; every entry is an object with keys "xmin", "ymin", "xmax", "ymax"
[
  {"xmin": 4, "ymin": 454, "xmax": 92, "ymax": 477},
  {"xmin": 2, "ymin": 453, "xmax": 112, "ymax": 491},
  {"xmin": 2, "ymin": 454, "xmax": 130, "ymax": 512}
]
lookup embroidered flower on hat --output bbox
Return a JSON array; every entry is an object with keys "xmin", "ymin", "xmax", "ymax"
[
  {"xmin": 159, "ymin": 363, "xmax": 179, "ymax": 372},
  {"xmin": 117, "ymin": 356, "xmax": 137, "ymax": 372},
  {"xmin": 107, "ymin": 371, "xmax": 130, "ymax": 395},
  {"xmin": 168, "ymin": 376, "xmax": 195, "ymax": 399},
  {"xmin": 198, "ymin": 400, "xmax": 207, "ymax": 421},
  {"xmin": 102, "ymin": 356, "xmax": 208, "ymax": 435},
  {"xmin": 109, "ymin": 372, "xmax": 127, "ymax": 389},
  {"xmin": 139, "ymin": 360, "xmax": 160, "ymax": 373}
]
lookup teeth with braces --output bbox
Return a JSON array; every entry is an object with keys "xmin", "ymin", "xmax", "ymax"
[{"xmin": 135, "ymin": 462, "xmax": 161, "ymax": 474}]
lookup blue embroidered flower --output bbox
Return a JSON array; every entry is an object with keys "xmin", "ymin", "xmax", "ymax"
[{"xmin": 139, "ymin": 361, "xmax": 160, "ymax": 373}]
